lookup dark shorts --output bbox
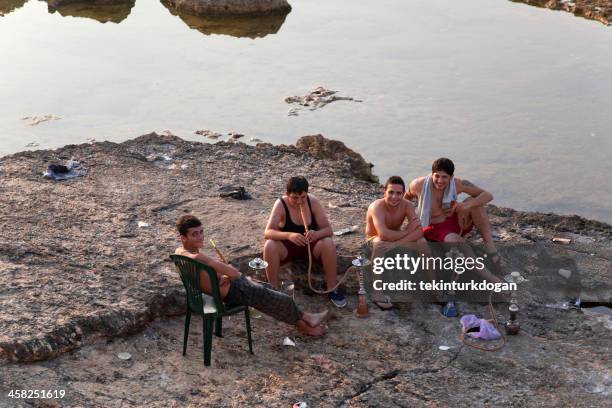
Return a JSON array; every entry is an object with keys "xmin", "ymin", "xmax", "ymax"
[
  {"xmin": 423, "ymin": 213, "xmax": 473, "ymax": 242},
  {"xmin": 280, "ymin": 239, "xmax": 323, "ymax": 265}
]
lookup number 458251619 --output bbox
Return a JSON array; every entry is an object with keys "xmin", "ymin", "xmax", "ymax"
[{"xmin": 7, "ymin": 390, "xmax": 65, "ymax": 399}]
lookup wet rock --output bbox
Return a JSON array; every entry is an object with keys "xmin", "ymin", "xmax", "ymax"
[
  {"xmin": 161, "ymin": 1, "xmax": 290, "ymax": 38},
  {"xmin": 44, "ymin": 0, "xmax": 135, "ymax": 24},
  {"xmin": 194, "ymin": 129, "xmax": 222, "ymax": 139},
  {"xmin": 162, "ymin": 0, "xmax": 291, "ymax": 17},
  {"xmin": 21, "ymin": 114, "xmax": 61, "ymax": 126},
  {"xmin": 284, "ymin": 86, "xmax": 363, "ymax": 116}
]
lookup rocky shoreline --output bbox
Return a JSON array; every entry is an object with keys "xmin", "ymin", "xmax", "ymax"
[
  {"xmin": 512, "ymin": 0, "xmax": 612, "ymax": 26},
  {"xmin": 0, "ymin": 134, "xmax": 610, "ymax": 406}
]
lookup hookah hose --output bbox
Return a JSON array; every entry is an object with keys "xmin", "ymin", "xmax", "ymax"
[
  {"xmin": 209, "ymin": 239, "xmax": 228, "ymax": 263},
  {"xmin": 454, "ymin": 224, "xmax": 506, "ymax": 352},
  {"xmin": 299, "ymin": 204, "xmax": 351, "ymax": 294}
]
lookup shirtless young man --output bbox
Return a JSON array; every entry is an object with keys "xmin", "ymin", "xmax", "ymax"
[
  {"xmin": 263, "ymin": 176, "xmax": 347, "ymax": 308},
  {"xmin": 365, "ymin": 176, "xmax": 433, "ymax": 308},
  {"xmin": 406, "ymin": 157, "xmax": 501, "ymax": 277},
  {"xmin": 174, "ymin": 214, "xmax": 328, "ymax": 336}
]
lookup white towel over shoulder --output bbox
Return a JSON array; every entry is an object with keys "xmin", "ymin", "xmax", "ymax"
[{"xmin": 417, "ymin": 175, "xmax": 457, "ymax": 228}]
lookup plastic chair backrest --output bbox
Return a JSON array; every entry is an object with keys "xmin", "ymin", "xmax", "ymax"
[{"xmin": 169, "ymin": 255, "xmax": 226, "ymax": 315}]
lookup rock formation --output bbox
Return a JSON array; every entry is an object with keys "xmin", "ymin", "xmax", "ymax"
[
  {"xmin": 161, "ymin": 0, "xmax": 288, "ymax": 38},
  {"xmin": 512, "ymin": 0, "xmax": 612, "ymax": 26},
  {"xmin": 296, "ymin": 134, "xmax": 378, "ymax": 183},
  {"xmin": 0, "ymin": 134, "xmax": 609, "ymax": 406},
  {"xmin": 162, "ymin": 0, "xmax": 291, "ymax": 17},
  {"xmin": 0, "ymin": 0, "xmax": 27, "ymax": 17},
  {"xmin": 44, "ymin": 0, "xmax": 135, "ymax": 23}
]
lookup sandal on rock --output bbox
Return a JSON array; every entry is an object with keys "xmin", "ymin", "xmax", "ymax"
[{"xmin": 373, "ymin": 296, "xmax": 394, "ymax": 311}]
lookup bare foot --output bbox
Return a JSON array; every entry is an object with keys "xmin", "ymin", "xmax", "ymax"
[
  {"xmin": 302, "ymin": 310, "xmax": 329, "ymax": 327},
  {"xmin": 296, "ymin": 320, "xmax": 327, "ymax": 336}
]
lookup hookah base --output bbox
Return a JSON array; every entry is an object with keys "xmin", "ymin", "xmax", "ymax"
[
  {"xmin": 505, "ymin": 321, "xmax": 520, "ymax": 335},
  {"xmin": 356, "ymin": 295, "xmax": 369, "ymax": 317}
]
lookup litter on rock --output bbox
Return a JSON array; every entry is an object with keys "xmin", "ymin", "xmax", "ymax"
[
  {"xmin": 552, "ymin": 236, "xmax": 572, "ymax": 244},
  {"xmin": 137, "ymin": 221, "xmax": 151, "ymax": 228},
  {"xmin": 117, "ymin": 352, "xmax": 132, "ymax": 360},
  {"xmin": 219, "ymin": 186, "xmax": 252, "ymax": 200},
  {"xmin": 438, "ymin": 345, "xmax": 451, "ymax": 351},
  {"xmin": 334, "ymin": 225, "xmax": 359, "ymax": 236},
  {"xmin": 558, "ymin": 268, "xmax": 572, "ymax": 279},
  {"xmin": 282, "ymin": 337, "xmax": 296, "ymax": 347},
  {"xmin": 43, "ymin": 160, "xmax": 87, "ymax": 181}
]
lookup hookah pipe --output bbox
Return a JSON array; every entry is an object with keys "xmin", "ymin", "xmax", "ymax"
[
  {"xmin": 299, "ymin": 203, "xmax": 351, "ymax": 294},
  {"xmin": 209, "ymin": 239, "xmax": 228, "ymax": 263}
]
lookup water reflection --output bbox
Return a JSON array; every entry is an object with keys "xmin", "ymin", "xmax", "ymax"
[
  {"xmin": 44, "ymin": 0, "xmax": 135, "ymax": 23},
  {"xmin": 161, "ymin": 0, "xmax": 289, "ymax": 38},
  {"xmin": 0, "ymin": 0, "xmax": 28, "ymax": 16}
]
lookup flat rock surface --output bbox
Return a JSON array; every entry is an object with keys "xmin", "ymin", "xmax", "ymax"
[{"xmin": 0, "ymin": 134, "xmax": 610, "ymax": 406}]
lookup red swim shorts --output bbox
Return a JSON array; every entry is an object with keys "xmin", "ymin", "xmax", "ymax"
[
  {"xmin": 280, "ymin": 239, "xmax": 322, "ymax": 264},
  {"xmin": 422, "ymin": 213, "xmax": 473, "ymax": 242}
]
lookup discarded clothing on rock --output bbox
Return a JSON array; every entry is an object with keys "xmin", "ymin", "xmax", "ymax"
[
  {"xmin": 219, "ymin": 186, "xmax": 252, "ymax": 200},
  {"xmin": 460, "ymin": 314, "xmax": 501, "ymax": 340},
  {"xmin": 43, "ymin": 160, "xmax": 87, "ymax": 181}
]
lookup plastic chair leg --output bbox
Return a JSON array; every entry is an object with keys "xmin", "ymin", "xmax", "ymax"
[
  {"xmin": 244, "ymin": 308, "xmax": 254, "ymax": 355},
  {"xmin": 215, "ymin": 317, "xmax": 223, "ymax": 338},
  {"xmin": 183, "ymin": 310, "xmax": 191, "ymax": 356},
  {"xmin": 203, "ymin": 316, "xmax": 213, "ymax": 366}
]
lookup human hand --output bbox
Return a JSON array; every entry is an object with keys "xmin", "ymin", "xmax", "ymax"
[
  {"xmin": 304, "ymin": 230, "xmax": 317, "ymax": 243},
  {"xmin": 288, "ymin": 232, "xmax": 308, "ymax": 246},
  {"xmin": 407, "ymin": 217, "xmax": 421, "ymax": 231},
  {"xmin": 453, "ymin": 201, "xmax": 471, "ymax": 215}
]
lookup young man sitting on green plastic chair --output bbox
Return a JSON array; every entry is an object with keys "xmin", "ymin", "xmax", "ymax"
[{"xmin": 174, "ymin": 214, "xmax": 328, "ymax": 337}]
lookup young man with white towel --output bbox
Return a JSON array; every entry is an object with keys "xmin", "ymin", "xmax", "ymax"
[{"xmin": 406, "ymin": 157, "xmax": 501, "ymax": 271}]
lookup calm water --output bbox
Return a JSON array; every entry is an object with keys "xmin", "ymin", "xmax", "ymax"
[{"xmin": 1, "ymin": 0, "xmax": 611, "ymax": 222}]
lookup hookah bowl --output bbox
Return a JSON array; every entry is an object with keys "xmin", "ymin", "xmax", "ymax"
[
  {"xmin": 248, "ymin": 257, "xmax": 269, "ymax": 281},
  {"xmin": 352, "ymin": 255, "xmax": 371, "ymax": 318}
]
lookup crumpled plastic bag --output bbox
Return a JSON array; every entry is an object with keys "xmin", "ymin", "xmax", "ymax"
[{"xmin": 461, "ymin": 314, "xmax": 501, "ymax": 340}]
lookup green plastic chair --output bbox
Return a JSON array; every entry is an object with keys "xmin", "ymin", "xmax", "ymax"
[{"xmin": 169, "ymin": 254, "xmax": 254, "ymax": 366}]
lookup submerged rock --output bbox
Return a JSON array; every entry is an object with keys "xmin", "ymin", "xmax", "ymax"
[{"xmin": 284, "ymin": 86, "xmax": 363, "ymax": 116}]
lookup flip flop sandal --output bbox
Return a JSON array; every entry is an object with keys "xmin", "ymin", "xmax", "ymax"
[{"xmin": 373, "ymin": 295, "xmax": 394, "ymax": 311}]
